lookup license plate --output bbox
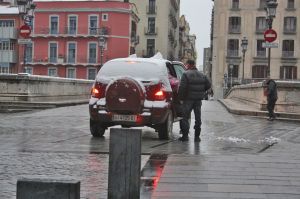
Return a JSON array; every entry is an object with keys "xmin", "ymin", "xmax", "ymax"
[{"xmin": 112, "ymin": 114, "xmax": 137, "ymax": 122}]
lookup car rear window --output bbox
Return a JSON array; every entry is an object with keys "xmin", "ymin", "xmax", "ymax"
[
  {"xmin": 97, "ymin": 60, "xmax": 172, "ymax": 91},
  {"xmin": 99, "ymin": 60, "xmax": 168, "ymax": 79}
]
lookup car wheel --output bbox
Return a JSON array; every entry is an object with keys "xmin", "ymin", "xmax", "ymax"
[
  {"xmin": 90, "ymin": 119, "xmax": 106, "ymax": 137},
  {"xmin": 158, "ymin": 111, "xmax": 173, "ymax": 140}
]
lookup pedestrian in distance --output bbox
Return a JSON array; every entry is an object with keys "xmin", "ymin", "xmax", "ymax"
[
  {"xmin": 264, "ymin": 77, "xmax": 278, "ymax": 121},
  {"xmin": 178, "ymin": 59, "xmax": 211, "ymax": 142}
]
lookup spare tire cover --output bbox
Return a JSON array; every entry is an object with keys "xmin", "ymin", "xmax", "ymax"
[{"xmin": 106, "ymin": 77, "xmax": 145, "ymax": 114}]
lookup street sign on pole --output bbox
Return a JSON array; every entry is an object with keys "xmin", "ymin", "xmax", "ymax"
[
  {"xmin": 19, "ymin": 24, "xmax": 31, "ymax": 38},
  {"xmin": 264, "ymin": 29, "xmax": 277, "ymax": 43},
  {"xmin": 263, "ymin": 42, "xmax": 279, "ymax": 48},
  {"xmin": 18, "ymin": 38, "xmax": 32, "ymax": 44}
]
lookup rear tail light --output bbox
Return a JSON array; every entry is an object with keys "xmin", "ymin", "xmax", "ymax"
[
  {"xmin": 91, "ymin": 83, "xmax": 106, "ymax": 98},
  {"xmin": 154, "ymin": 90, "xmax": 165, "ymax": 101},
  {"xmin": 146, "ymin": 83, "xmax": 166, "ymax": 101}
]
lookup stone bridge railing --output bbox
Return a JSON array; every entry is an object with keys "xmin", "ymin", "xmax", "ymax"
[
  {"xmin": 0, "ymin": 74, "xmax": 94, "ymax": 102},
  {"xmin": 225, "ymin": 81, "xmax": 300, "ymax": 113}
]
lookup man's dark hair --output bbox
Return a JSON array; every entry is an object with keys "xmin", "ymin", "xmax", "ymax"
[{"xmin": 187, "ymin": 59, "xmax": 195, "ymax": 66}]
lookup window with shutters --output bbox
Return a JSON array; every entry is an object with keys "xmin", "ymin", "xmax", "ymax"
[
  {"xmin": 232, "ymin": 0, "xmax": 239, "ymax": 9},
  {"xmin": 287, "ymin": 0, "xmax": 295, "ymax": 9},
  {"xmin": 282, "ymin": 40, "xmax": 294, "ymax": 58},
  {"xmin": 256, "ymin": 17, "xmax": 267, "ymax": 33},
  {"xmin": 256, "ymin": 40, "xmax": 266, "ymax": 57},
  {"xmin": 227, "ymin": 39, "xmax": 239, "ymax": 57},
  {"xmin": 252, "ymin": 65, "xmax": 268, "ymax": 78},
  {"xmin": 284, "ymin": 17, "xmax": 296, "ymax": 33},
  {"xmin": 259, "ymin": 0, "xmax": 267, "ymax": 9},
  {"xmin": 228, "ymin": 65, "xmax": 239, "ymax": 78},
  {"xmin": 280, "ymin": 66, "xmax": 297, "ymax": 80},
  {"xmin": 228, "ymin": 17, "xmax": 241, "ymax": 33}
]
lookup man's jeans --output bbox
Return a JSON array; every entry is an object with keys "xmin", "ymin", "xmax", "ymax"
[
  {"xmin": 180, "ymin": 100, "xmax": 202, "ymax": 137},
  {"xmin": 267, "ymin": 98, "xmax": 277, "ymax": 118}
]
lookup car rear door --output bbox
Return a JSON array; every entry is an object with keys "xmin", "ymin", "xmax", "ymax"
[{"xmin": 171, "ymin": 62, "xmax": 186, "ymax": 117}]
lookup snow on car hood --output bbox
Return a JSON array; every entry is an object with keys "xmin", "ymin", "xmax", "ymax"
[{"xmin": 96, "ymin": 58, "xmax": 172, "ymax": 92}]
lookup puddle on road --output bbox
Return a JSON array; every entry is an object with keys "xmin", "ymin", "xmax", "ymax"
[{"xmin": 140, "ymin": 154, "xmax": 168, "ymax": 198}]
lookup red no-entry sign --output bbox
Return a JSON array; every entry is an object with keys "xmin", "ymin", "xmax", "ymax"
[
  {"xmin": 264, "ymin": 29, "xmax": 277, "ymax": 43},
  {"xmin": 19, "ymin": 25, "xmax": 31, "ymax": 38}
]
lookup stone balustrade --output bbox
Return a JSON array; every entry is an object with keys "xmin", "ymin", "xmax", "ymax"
[
  {"xmin": 0, "ymin": 74, "xmax": 94, "ymax": 102},
  {"xmin": 226, "ymin": 81, "xmax": 300, "ymax": 113}
]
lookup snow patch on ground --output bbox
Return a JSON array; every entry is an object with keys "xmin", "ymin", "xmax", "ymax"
[
  {"xmin": 216, "ymin": 136, "xmax": 250, "ymax": 143},
  {"xmin": 259, "ymin": 136, "xmax": 281, "ymax": 144}
]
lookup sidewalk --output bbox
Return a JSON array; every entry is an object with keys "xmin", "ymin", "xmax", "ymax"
[
  {"xmin": 150, "ymin": 100, "xmax": 300, "ymax": 199},
  {"xmin": 152, "ymin": 148, "xmax": 300, "ymax": 199}
]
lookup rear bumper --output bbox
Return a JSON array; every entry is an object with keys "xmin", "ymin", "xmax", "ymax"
[{"xmin": 89, "ymin": 104, "xmax": 169, "ymax": 127}]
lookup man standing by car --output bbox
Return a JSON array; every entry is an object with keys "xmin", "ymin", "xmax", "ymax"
[{"xmin": 178, "ymin": 59, "xmax": 211, "ymax": 142}]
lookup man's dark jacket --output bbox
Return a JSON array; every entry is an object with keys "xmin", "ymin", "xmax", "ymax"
[
  {"xmin": 266, "ymin": 79, "xmax": 278, "ymax": 101},
  {"xmin": 178, "ymin": 67, "xmax": 211, "ymax": 100}
]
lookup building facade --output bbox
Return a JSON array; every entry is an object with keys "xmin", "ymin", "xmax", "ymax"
[
  {"xmin": 130, "ymin": 0, "xmax": 180, "ymax": 60},
  {"xmin": 211, "ymin": 0, "xmax": 299, "ymax": 98},
  {"xmin": 0, "ymin": 2, "xmax": 21, "ymax": 74},
  {"xmin": 23, "ymin": 0, "xmax": 138, "ymax": 79},
  {"xmin": 203, "ymin": 47, "xmax": 211, "ymax": 78},
  {"xmin": 178, "ymin": 15, "xmax": 197, "ymax": 64}
]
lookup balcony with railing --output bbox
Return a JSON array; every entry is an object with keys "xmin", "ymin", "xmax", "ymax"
[
  {"xmin": 284, "ymin": 27, "xmax": 296, "ymax": 34},
  {"xmin": 32, "ymin": 26, "xmax": 109, "ymax": 38},
  {"xmin": 88, "ymin": 57, "xmax": 97, "ymax": 64},
  {"xmin": 228, "ymin": 26, "xmax": 241, "ymax": 34},
  {"xmin": 0, "ymin": 50, "xmax": 17, "ymax": 63},
  {"xmin": 170, "ymin": 0, "xmax": 179, "ymax": 11},
  {"xmin": 131, "ymin": 34, "xmax": 139, "ymax": 45},
  {"xmin": 29, "ymin": 55, "xmax": 99, "ymax": 66},
  {"xmin": 144, "ymin": 27, "xmax": 158, "ymax": 35},
  {"xmin": 168, "ymin": 29, "xmax": 175, "ymax": 43},
  {"xmin": 0, "ymin": 27, "xmax": 17, "ymax": 39},
  {"xmin": 257, "ymin": 50, "xmax": 266, "ymax": 58},
  {"xmin": 227, "ymin": 50, "xmax": 239, "ymax": 57},
  {"xmin": 146, "ymin": 5, "xmax": 157, "ymax": 14},
  {"xmin": 169, "ymin": 10, "xmax": 178, "ymax": 29},
  {"xmin": 282, "ymin": 51, "xmax": 294, "ymax": 58}
]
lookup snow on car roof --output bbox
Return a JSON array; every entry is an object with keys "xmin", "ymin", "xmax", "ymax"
[{"xmin": 96, "ymin": 54, "xmax": 172, "ymax": 91}]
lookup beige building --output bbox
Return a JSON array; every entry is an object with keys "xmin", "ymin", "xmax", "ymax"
[
  {"xmin": 130, "ymin": 0, "xmax": 180, "ymax": 60},
  {"xmin": 178, "ymin": 15, "xmax": 197, "ymax": 64},
  {"xmin": 211, "ymin": 0, "xmax": 299, "ymax": 99}
]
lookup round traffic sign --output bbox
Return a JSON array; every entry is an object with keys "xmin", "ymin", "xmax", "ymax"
[
  {"xmin": 19, "ymin": 24, "xmax": 31, "ymax": 38},
  {"xmin": 264, "ymin": 29, "xmax": 277, "ymax": 43}
]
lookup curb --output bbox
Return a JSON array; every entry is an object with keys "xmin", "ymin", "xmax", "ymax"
[
  {"xmin": 0, "ymin": 100, "xmax": 89, "ymax": 113},
  {"xmin": 218, "ymin": 99, "xmax": 300, "ymax": 122}
]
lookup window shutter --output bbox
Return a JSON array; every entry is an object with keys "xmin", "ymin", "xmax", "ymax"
[
  {"xmin": 293, "ymin": 67, "xmax": 297, "ymax": 80},
  {"xmin": 280, "ymin": 66, "xmax": 284, "ymax": 79}
]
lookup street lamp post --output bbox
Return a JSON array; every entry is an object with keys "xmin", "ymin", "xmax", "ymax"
[
  {"xmin": 265, "ymin": 0, "xmax": 278, "ymax": 77},
  {"xmin": 99, "ymin": 36, "xmax": 107, "ymax": 69},
  {"xmin": 17, "ymin": 0, "xmax": 36, "ymax": 73},
  {"xmin": 241, "ymin": 37, "xmax": 248, "ymax": 84},
  {"xmin": 229, "ymin": 64, "xmax": 233, "ymax": 88},
  {"xmin": 97, "ymin": 27, "xmax": 108, "ymax": 70}
]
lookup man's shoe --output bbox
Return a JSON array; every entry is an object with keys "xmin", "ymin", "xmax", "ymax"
[
  {"xmin": 178, "ymin": 136, "xmax": 189, "ymax": 142},
  {"xmin": 194, "ymin": 137, "xmax": 201, "ymax": 142},
  {"xmin": 267, "ymin": 117, "xmax": 274, "ymax": 121}
]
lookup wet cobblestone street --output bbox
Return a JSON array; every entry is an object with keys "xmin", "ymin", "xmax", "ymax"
[{"xmin": 1, "ymin": 101, "xmax": 300, "ymax": 198}]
